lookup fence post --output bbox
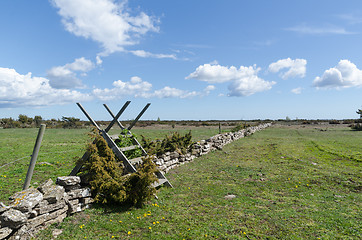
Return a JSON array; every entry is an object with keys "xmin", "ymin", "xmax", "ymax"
[{"xmin": 23, "ymin": 124, "xmax": 46, "ymax": 190}]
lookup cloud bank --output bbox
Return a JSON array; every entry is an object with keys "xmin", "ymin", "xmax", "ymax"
[
  {"xmin": 51, "ymin": 0, "xmax": 159, "ymax": 56},
  {"xmin": 313, "ymin": 60, "xmax": 362, "ymax": 89},
  {"xmin": 186, "ymin": 63, "xmax": 275, "ymax": 96},
  {"xmin": 47, "ymin": 57, "xmax": 95, "ymax": 89},
  {"xmin": 0, "ymin": 67, "xmax": 212, "ymax": 107},
  {"xmin": 268, "ymin": 58, "xmax": 307, "ymax": 79},
  {"xmin": 0, "ymin": 67, "xmax": 91, "ymax": 107}
]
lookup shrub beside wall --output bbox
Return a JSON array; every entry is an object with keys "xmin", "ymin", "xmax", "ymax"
[{"xmin": 0, "ymin": 122, "xmax": 272, "ymax": 239}]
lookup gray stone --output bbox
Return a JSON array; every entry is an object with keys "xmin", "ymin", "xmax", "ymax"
[
  {"xmin": 37, "ymin": 179, "xmax": 54, "ymax": 194},
  {"xmin": 38, "ymin": 182, "xmax": 65, "ymax": 204},
  {"xmin": 66, "ymin": 188, "xmax": 91, "ymax": 200},
  {"xmin": 10, "ymin": 188, "xmax": 43, "ymax": 212},
  {"xmin": 0, "ymin": 227, "xmax": 13, "ymax": 239},
  {"xmin": 35, "ymin": 200, "xmax": 66, "ymax": 215},
  {"xmin": 80, "ymin": 197, "xmax": 94, "ymax": 205},
  {"xmin": 52, "ymin": 228, "xmax": 63, "ymax": 238},
  {"xmin": 0, "ymin": 202, "xmax": 10, "ymax": 214},
  {"xmin": 224, "ymin": 194, "xmax": 236, "ymax": 200},
  {"xmin": 1, "ymin": 209, "xmax": 27, "ymax": 229},
  {"xmin": 56, "ymin": 176, "xmax": 81, "ymax": 187}
]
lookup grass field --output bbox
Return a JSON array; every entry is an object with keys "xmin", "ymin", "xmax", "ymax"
[
  {"xmin": 1, "ymin": 124, "xmax": 361, "ymax": 239},
  {"xmin": 0, "ymin": 125, "xmax": 224, "ymax": 202}
]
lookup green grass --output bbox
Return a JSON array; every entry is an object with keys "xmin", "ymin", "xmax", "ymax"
[
  {"xmin": 1, "ymin": 124, "xmax": 361, "ymax": 239},
  {"xmin": 34, "ymin": 124, "xmax": 361, "ymax": 239},
  {"xmin": 0, "ymin": 126, "xmax": 218, "ymax": 202}
]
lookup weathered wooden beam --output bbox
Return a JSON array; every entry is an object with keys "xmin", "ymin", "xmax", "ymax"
[
  {"xmin": 127, "ymin": 103, "xmax": 151, "ymax": 130},
  {"xmin": 104, "ymin": 101, "xmax": 131, "ymax": 133},
  {"xmin": 76, "ymin": 103, "xmax": 101, "ymax": 130}
]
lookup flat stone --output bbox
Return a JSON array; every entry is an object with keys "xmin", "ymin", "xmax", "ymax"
[
  {"xmin": 0, "ymin": 227, "xmax": 13, "ymax": 239},
  {"xmin": 66, "ymin": 188, "xmax": 91, "ymax": 200},
  {"xmin": 35, "ymin": 200, "xmax": 66, "ymax": 215},
  {"xmin": 56, "ymin": 176, "xmax": 81, "ymax": 187},
  {"xmin": 224, "ymin": 194, "xmax": 236, "ymax": 200},
  {"xmin": 52, "ymin": 228, "xmax": 63, "ymax": 238},
  {"xmin": 1, "ymin": 209, "xmax": 27, "ymax": 229},
  {"xmin": 37, "ymin": 179, "xmax": 54, "ymax": 194},
  {"xmin": 10, "ymin": 188, "xmax": 43, "ymax": 212}
]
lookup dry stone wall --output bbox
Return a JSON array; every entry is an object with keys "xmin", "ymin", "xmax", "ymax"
[
  {"xmin": 0, "ymin": 176, "xmax": 92, "ymax": 240},
  {"xmin": 0, "ymin": 122, "xmax": 271, "ymax": 239},
  {"xmin": 155, "ymin": 122, "xmax": 272, "ymax": 173}
]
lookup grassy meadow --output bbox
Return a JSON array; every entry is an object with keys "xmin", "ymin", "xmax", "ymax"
[{"xmin": 1, "ymin": 123, "xmax": 361, "ymax": 239}]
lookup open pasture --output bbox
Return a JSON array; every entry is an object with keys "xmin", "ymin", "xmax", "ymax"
[
  {"xmin": 1, "ymin": 123, "xmax": 361, "ymax": 239},
  {"xmin": 0, "ymin": 124, "xmax": 225, "ymax": 203}
]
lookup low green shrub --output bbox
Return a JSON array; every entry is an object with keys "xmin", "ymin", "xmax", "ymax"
[
  {"xmin": 76, "ymin": 129, "xmax": 157, "ymax": 207},
  {"xmin": 351, "ymin": 123, "xmax": 362, "ymax": 131},
  {"xmin": 141, "ymin": 131, "xmax": 193, "ymax": 156},
  {"xmin": 231, "ymin": 122, "xmax": 251, "ymax": 132}
]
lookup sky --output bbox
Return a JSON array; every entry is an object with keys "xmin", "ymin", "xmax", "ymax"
[{"xmin": 0, "ymin": 0, "xmax": 362, "ymax": 121}]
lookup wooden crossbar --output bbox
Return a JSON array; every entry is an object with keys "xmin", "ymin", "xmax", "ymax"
[{"xmin": 70, "ymin": 101, "xmax": 172, "ymax": 189}]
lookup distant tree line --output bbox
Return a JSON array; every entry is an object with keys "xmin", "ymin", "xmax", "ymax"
[{"xmin": 0, "ymin": 114, "xmax": 91, "ymax": 129}]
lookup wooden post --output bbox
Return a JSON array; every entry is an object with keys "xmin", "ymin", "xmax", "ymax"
[
  {"xmin": 23, "ymin": 124, "xmax": 46, "ymax": 190},
  {"xmin": 219, "ymin": 122, "xmax": 221, "ymax": 134}
]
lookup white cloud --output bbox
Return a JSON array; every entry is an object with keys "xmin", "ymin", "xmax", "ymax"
[
  {"xmin": 285, "ymin": 24, "xmax": 356, "ymax": 35},
  {"xmin": 186, "ymin": 63, "xmax": 275, "ymax": 96},
  {"xmin": 129, "ymin": 50, "xmax": 177, "ymax": 59},
  {"xmin": 291, "ymin": 87, "xmax": 302, "ymax": 94},
  {"xmin": 96, "ymin": 56, "xmax": 103, "ymax": 65},
  {"xmin": 51, "ymin": 0, "xmax": 159, "ymax": 56},
  {"xmin": 313, "ymin": 59, "xmax": 362, "ymax": 89},
  {"xmin": 92, "ymin": 76, "xmax": 210, "ymax": 100},
  {"xmin": 268, "ymin": 58, "xmax": 307, "ymax": 79},
  {"xmin": 46, "ymin": 57, "xmax": 94, "ymax": 89},
  {"xmin": 0, "ymin": 67, "xmax": 91, "ymax": 107}
]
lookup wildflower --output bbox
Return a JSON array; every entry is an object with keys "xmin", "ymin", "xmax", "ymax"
[
  {"xmin": 220, "ymin": 224, "xmax": 222, "ymax": 226},
  {"xmin": 188, "ymin": 187, "xmax": 190, "ymax": 189},
  {"xmin": 153, "ymin": 222, "xmax": 156, "ymax": 225},
  {"xmin": 156, "ymin": 221, "xmax": 159, "ymax": 224},
  {"xmin": 243, "ymin": 232, "xmax": 246, "ymax": 235},
  {"xmin": 110, "ymin": 219, "xmax": 112, "ymax": 222},
  {"xmin": 119, "ymin": 221, "xmax": 122, "ymax": 223},
  {"xmin": 127, "ymin": 231, "xmax": 131, "ymax": 235},
  {"xmin": 111, "ymin": 236, "xmax": 115, "ymax": 238},
  {"xmin": 288, "ymin": 178, "xmax": 290, "ymax": 180},
  {"xmin": 149, "ymin": 227, "xmax": 152, "ymax": 230},
  {"xmin": 162, "ymin": 217, "xmax": 165, "ymax": 219}
]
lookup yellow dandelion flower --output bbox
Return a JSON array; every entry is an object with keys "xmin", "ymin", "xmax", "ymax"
[
  {"xmin": 127, "ymin": 231, "xmax": 131, "ymax": 235},
  {"xmin": 295, "ymin": 185, "xmax": 298, "ymax": 188},
  {"xmin": 243, "ymin": 232, "xmax": 246, "ymax": 235},
  {"xmin": 111, "ymin": 236, "xmax": 115, "ymax": 238},
  {"xmin": 149, "ymin": 227, "xmax": 152, "ymax": 230},
  {"xmin": 153, "ymin": 222, "xmax": 156, "ymax": 225},
  {"xmin": 156, "ymin": 221, "xmax": 159, "ymax": 224},
  {"xmin": 162, "ymin": 217, "xmax": 165, "ymax": 219},
  {"xmin": 110, "ymin": 219, "xmax": 112, "ymax": 222},
  {"xmin": 119, "ymin": 220, "xmax": 122, "ymax": 223}
]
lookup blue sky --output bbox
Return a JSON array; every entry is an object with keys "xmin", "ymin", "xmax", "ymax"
[{"xmin": 0, "ymin": 0, "xmax": 361, "ymax": 121}]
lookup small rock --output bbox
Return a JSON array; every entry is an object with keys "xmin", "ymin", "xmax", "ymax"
[
  {"xmin": 0, "ymin": 226, "xmax": 13, "ymax": 239},
  {"xmin": 224, "ymin": 194, "xmax": 236, "ymax": 200},
  {"xmin": 0, "ymin": 209, "xmax": 27, "ymax": 229},
  {"xmin": 56, "ymin": 176, "xmax": 81, "ymax": 187},
  {"xmin": 52, "ymin": 229, "xmax": 63, "ymax": 238}
]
